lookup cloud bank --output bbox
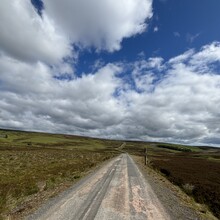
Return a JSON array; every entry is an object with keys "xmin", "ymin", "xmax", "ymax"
[
  {"xmin": 1, "ymin": 42, "xmax": 220, "ymax": 145},
  {"xmin": 0, "ymin": 1, "xmax": 220, "ymax": 146}
]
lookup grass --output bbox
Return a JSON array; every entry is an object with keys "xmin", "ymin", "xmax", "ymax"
[
  {"xmin": 0, "ymin": 129, "xmax": 122, "ymax": 219},
  {"xmin": 156, "ymin": 143, "xmax": 198, "ymax": 152}
]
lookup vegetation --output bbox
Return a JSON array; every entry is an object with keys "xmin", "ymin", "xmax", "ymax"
[
  {"xmin": 157, "ymin": 144, "xmax": 192, "ymax": 152},
  {"xmin": 123, "ymin": 141, "xmax": 220, "ymax": 218},
  {"xmin": 0, "ymin": 129, "xmax": 122, "ymax": 219},
  {"xmin": 147, "ymin": 145, "xmax": 220, "ymax": 219},
  {"xmin": 1, "ymin": 128, "xmax": 220, "ymax": 219}
]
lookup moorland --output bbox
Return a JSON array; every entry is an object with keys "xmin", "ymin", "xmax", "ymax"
[{"xmin": 0, "ymin": 129, "xmax": 220, "ymax": 219}]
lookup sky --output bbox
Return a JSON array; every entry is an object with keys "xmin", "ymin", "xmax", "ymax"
[{"xmin": 1, "ymin": 0, "xmax": 220, "ymax": 146}]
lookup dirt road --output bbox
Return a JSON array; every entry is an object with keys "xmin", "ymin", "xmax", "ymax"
[{"xmin": 27, "ymin": 154, "xmax": 170, "ymax": 220}]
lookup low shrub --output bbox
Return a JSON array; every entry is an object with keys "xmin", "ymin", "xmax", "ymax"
[
  {"xmin": 182, "ymin": 183, "xmax": 195, "ymax": 195},
  {"xmin": 160, "ymin": 168, "xmax": 170, "ymax": 177}
]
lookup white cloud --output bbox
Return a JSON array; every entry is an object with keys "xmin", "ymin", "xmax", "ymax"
[
  {"xmin": 0, "ymin": 0, "xmax": 71, "ymax": 64},
  {"xmin": 169, "ymin": 49, "xmax": 194, "ymax": 64},
  {"xmin": 0, "ymin": 0, "xmax": 153, "ymax": 67},
  {"xmin": 154, "ymin": 26, "xmax": 159, "ymax": 32},
  {"xmin": 121, "ymin": 43, "xmax": 220, "ymax": 144},
  {"xmin": 190, "ymin": 42, "xmax": 220, "ymax": 66},
  {"xmin": 0, "ymin": 53, "xmax": 124, "ymax": 133},
  {"xmin": 0, "ymin": 0, "xmax": 153, "ymax": 73},
  {"xmin": 1, "ymin": 42, "xmax": 220, "ymax": 146},
  {"xmin": 131, "ymin": 57, "xmax": 164, "ymax": 91},
  {"xmin": 43, "ymin": 0, "xmax": 153, "ymax": 51}
]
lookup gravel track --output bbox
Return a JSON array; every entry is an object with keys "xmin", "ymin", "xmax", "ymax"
[{"xmin": 27, "ymin": 154, "xmax": 170, "ymax": 220}]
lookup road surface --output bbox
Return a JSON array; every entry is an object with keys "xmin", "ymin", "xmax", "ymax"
[{"xmin": 27, "ymin": 154, "xmax": 170, "ymax": 220}]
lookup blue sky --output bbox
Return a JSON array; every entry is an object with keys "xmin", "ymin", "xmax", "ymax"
[
  {"xmin": 1, "ymin": 0, "xmax": 220, "ymax": 145},
  {"xmin": 75, "ymin": 0, "xmax": 220, "ymax": 74},
  {"xmin": 31, "ymin": 0, "xmax": 220, "ymax": 74}
]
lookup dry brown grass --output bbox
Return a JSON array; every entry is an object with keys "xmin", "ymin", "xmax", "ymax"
[{"xmin": 0, "ymin": 129, "xmax": 121, "ymax": 219}]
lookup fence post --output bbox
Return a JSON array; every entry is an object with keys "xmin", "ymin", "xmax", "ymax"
[{"xmin": 144, "ymin": 148, "xmax": 147, "ymax": 165}]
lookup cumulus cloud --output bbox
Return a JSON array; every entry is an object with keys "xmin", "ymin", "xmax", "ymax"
[
  {"xmin": 1, "ymin": 42, "xmax": 220, "ymax": 146},
  {"xmin": 0, "ymin": 0, "xmax": 153, "ymax": 67},
  {"xmin": 0, "ymin": 0, "xmax": 71, "ymax": 64},
  {"xmin": 0, "ymin": 53, "xmax": 124, "ymax": 134},
  {"xmin": 122, "ymin": 42, "xmax": 220, "ymax": 144},
  {"xmin": 43, "ymin": 0, "xmax": 153, "ymax": 51}
]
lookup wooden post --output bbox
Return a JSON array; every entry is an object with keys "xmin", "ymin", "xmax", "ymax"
[{"xmin": 144, "ymin": 148, "xmax": 147, "ymax": 165}]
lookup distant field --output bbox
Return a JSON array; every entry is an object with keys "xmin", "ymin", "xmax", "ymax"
[
  {"xmin": 0, "ymin": 129, "xmax": 122, "ymax": 219},
  {"xmin": 123, "ymin": 142, "xmax": 220, "ymax": 219}
]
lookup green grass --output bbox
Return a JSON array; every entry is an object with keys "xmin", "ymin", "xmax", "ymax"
[
  {"xmin": 0, "ymin": 129, "xmax": 122, "ymax": 150},
  {"xmin": 153, "ymin": 142, "xmax": 202, "ymax": 152},
  {"xmin": 20, "ymin": 136, "xmax": 73, "ymax": 144}
]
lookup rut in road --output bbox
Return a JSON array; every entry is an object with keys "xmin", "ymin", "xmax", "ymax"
[{"xmin": 27, "ymin": 154, "xmax": 170, "ymax": 220}]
